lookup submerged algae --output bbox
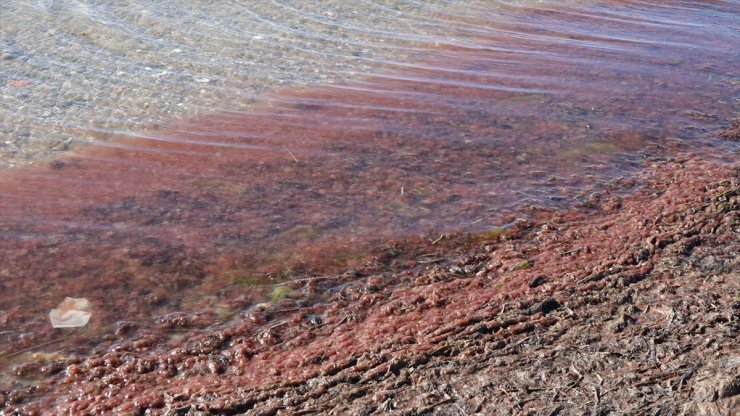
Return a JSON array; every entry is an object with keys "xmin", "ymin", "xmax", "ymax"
[{"xmin": 3, "ymin": 153, "xmax": 736, "ymax": 414}]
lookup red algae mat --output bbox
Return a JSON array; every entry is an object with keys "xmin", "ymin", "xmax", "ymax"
[
  {"xmin": 0, "ymin": 0, "xmax": 739, "ymax": 413},
  {"xmin": 2, "ymin": 152, "xmax": 737, "ymax": 414}
]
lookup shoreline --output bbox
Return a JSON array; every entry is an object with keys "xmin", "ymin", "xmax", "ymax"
[{"xmin": 2, "ymin": 150, "xmax": 737, "ymax": 414}]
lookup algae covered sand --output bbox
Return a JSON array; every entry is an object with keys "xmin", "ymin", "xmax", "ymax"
[{"xmin": 2, "ymin": 150, "xmax": 737, "ymax": 414}]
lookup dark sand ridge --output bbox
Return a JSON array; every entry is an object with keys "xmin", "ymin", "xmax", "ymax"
[{"xmin": 0, "ymin": 0, "xmax": 738, "ymax": 413}]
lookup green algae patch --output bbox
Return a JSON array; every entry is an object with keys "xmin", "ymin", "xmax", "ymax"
[
  {"xmin": 587, "ymin": 142, "xmax": 620, "ymax": 153},
  {"xmin": 498, "ymin": 93, "xmax": 547, "ymax": 105},
  {"xmin": 199, "ymin": 179, "xmax": 248, "ymax": 195},
  {"xmin": 233, "ymin": 274, "xmax": 272, "ymax": 287},
  {"xmin": 558, "ymin": 103, "xmax": 607, "ymax": 122},
  {"xmin": 482, "ymin": 225, "xmax": 512, "ymax": 240},
  {"xmin": 509, "ymin": 259, "xmax": 531, "ymax": 272},
  {"xmin": 282, "ymin": 225, "xmax": 321, "ymax": 240},
  {"xmin": 560, "ymin": 142, "xmax": 621, "ymax": 161},
  {"xmin": 270, "ymin": 286, "xmax": 296, "ymax": 302}
]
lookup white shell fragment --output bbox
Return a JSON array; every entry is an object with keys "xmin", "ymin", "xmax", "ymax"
[{"xmin": 49, "ymin": 297, "xmax": 92, "ymax": 328}]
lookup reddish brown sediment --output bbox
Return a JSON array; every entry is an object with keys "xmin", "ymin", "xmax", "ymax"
[
  {"xmin": 1, "ymin": 152, "xmax": 737, "ymax": 414},
  {"xmin": 1, "ymin": 0, "xmax": 737, "ymax": 368}
]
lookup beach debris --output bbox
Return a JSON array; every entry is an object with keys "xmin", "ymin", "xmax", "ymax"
[
  {"xmin": 49, "ymin": 297, "xmax": 92, "ymax": 328},
  {"xmin": 529, "ymin": 275, "xmax": 547, "ymax": 288}
]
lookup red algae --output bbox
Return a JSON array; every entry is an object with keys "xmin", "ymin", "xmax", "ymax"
[
  {"xmin": 0, "ymin": 0, "xmax": 738, "ymax": 412},
  {"xmin": 3, "ymin": 151, "xmax": 737, "ymax": 414}
]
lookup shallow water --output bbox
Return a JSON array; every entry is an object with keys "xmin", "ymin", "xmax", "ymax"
[
  {"xmin": 1, "ymin": 0, "xmax": 506, "ymax": 166},
  {"xmin": 0, "ymin": 0, "xmax": 738, "ymax": 388}
]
